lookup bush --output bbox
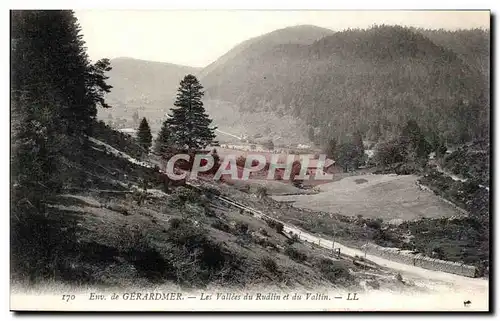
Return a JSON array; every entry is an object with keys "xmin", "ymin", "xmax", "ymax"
[
  {"xmin": 317, "ymin": 258, "xmax": 351, "ymax": 283},
  {"xmin": 374, "ymin": 140, "xmax": 406, "ymax": 167},
  {"xmin": 253, "ymin": 236, "xmax": 276, "ymax": 249},
  {"xmin": 203, "ymin": 186, "xmax": 221, "ymax": 198},
  {"xmin": 365, "ymin": 218, "xmax": 383, "ymax": 230},
  {"xmin": 259, "ymin": 228, "xmax": 269, "ymax": 237},
  {"xmin": 234, "ymin": 221, "xmax": 249, "ymax": 235},
  {"xmin": 169, "ymin": 217, "xmax": 183, "ymax": 229},
  {"xmin": 91, "ymin": 121, "xmax": 145, "ymax": 159},
  {"xmin": 285, "ymin": 246, "xmax": 307, "ymax": 263},
  {"xmin": 286, "ymin": 233, "xmax": 300, "ymax": 245},
  {"xmin": 240, "ymin": 184, "xmax": 251, "ymax": 193},
  {"xmin": 274, "ymin": 221, "xmax": 284, "ymax": 234},
  {"xmin": 165, "ymin": 218, "xmax": 230, "ymax": 286},
  {"xmin": 264, "ymin": 217, "xmax": 284, "ymax": 234},
  {"xmin": 169, "ymin": 187, "xmax": 203, "ymax": 207},
  {"xmin": 255, "ymin": 186, "xmax": 267, "ymax": 198},
  {"xmin": 236, "ymin": 156, "xmax": 247, "ymax": 168},
  {"xmin": 261, "ymin": 256, "xmax": 278, "ymax": 273},
  {"xmin": 211, "ymin": 220, "xmax": 231, "ymax": 233}
]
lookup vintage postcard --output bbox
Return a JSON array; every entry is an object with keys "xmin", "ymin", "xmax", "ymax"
[{"xmin": 10, "ymin": 9, "xmax": 491, "ymax": 312}]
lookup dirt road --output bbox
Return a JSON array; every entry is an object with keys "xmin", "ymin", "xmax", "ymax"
[{"xmin": 284, "ymin": 224, "xmax": 489, "ymax": 311}]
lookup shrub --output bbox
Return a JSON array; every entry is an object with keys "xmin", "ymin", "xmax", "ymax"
[
  {"xmin": 253, "ymin": 236, "xmax": 276, "ymax": 249},
  {"xmin": 285, "ymin": 246, "xmax": 307, "ymax": 263},
  {"xmin": 203, "ymin": 186, "xmax": 221, "ymax": 198},
  {"xmin": 184, "ymin": 202, "xmax": 206, "ymax": 217},
  {"xmin": 274, "ymin": 221, "xmax": 284, "ymax": 234},
  {"xmin": 240, "ymin": 184, "xmax": 251, "ymax": 193},
  {"xmin": 264, "ymin": 217, "xmax": 284, "ymax": 234},
  {"xmin": 286, "ymin": 233, "xmax": 300, "ymax": 245},
  {"xmin": 261, "ymin": 256, "xmax": 278, "ymax": 273},
  {"xmin": 365, "ymin": 218, "xmax": 383, "ymax": 230},
  {"xmin": 374, "ymin": 140, "xmax": 406, "ymax": 167},
  {"xmin": 211, "ymin": 220, "xmax": 231, "ymax": 233},
  {"xmin": 235, "ymin": 221, "xmax": 249, "ymax": 235},
  {"xmin": 317, "ymin": 258, "xmax": 351, "ymax": 283},
  {"xmin": 255, "ymin": 186, "xmax": 267, "ymax": 198},
  {"xmin": 165, "ymin": 218, "xmax": 229, "ymax": 286},
  {"xmin": 259, "ymin": 228, "xmax": 269, "ymax": 237},
  {"xmin": 105, "ymin": 202, "xmax": 130, "ymax": 215},
  {"xmin": 169, "ymin": 187, "xmax": 203, "ymax": 207},
  {"xmin": 366, "ymin": 280, "xmax": 380, "ymax": 289},
  {"xmin": 169, "ymin": 217, "xmax": 183, "ymax": 229},
  {"xmin": 236, "ymin": 156, "xmax": 247, "ymax": 168}
]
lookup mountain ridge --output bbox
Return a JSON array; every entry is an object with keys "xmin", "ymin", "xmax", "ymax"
[{"xmin": 100, "ymin": 24, "xmax": 489, "ymax": 146}]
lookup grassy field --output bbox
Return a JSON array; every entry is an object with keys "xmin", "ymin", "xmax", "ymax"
[{"xmin": 271, "ymin": 174, "xmax": 463, "ymax": 221}]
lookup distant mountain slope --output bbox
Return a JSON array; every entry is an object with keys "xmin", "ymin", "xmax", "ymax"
[
  {"xmin": 100, "ymin": 57, "xmax": 201, "ymax": 132},
  {"xmin": 100, "ymin": 25, "xmax": 489, "ymax": 147},
  {"xmin": 106, "ymin": 57, "xmax": 201, "ymax": 105},
  {"xmin": 201, "ymin": 25, "xmax": 489, "ymax": 144},
  {"xmin": 199, "ymin": 25, "xmax": 333, "ymax": 80},
  {"xmin": 99, "ymin": 26, "xmax": 334, "ymax": 145}
]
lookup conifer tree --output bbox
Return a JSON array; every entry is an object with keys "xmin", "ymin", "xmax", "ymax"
[
  {"xmin": 325, "ymin": 138, "xmax": 337, "ymax": 159},
  {"xmin": 11, "ymin": 10, "xmax": 113, "ymax": 208},
  {"xmin": 154, "ymin": 120, "xmax": 173, "ymax": 156},
  {"xmin": 137, "ymin": 117, "xmax": 152, "ymax": 152},
  {"xmin": 400, "ymin": 120, "xmax": 432, "ymax": 161},
  {"xmin": 11, "ymin": 10, "xmax": 113, "ymax": 279},
  {"xmin": 11, "ymin": 10, "xmax": 112, "ymax": 138},
  {"xmin": 166, "ymin": 75, "xmax": 217, "ymax": 150},
  {"xmin": 353, "ymin": 131, "xmax": 364, "ymax": 154},
  {"xmin": 352, "ymin": 130, "xmax": 365, "ymax": 167}
]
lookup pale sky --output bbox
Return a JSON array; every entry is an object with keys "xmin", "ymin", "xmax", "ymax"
[{"xmin": 74, "ymin": 10, "xmax": 490, "ymax": 67}]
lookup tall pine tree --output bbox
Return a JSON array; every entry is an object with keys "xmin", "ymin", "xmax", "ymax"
[
  {"xmin": 137, "ymin": 117, "xmax": 152, "ymax": 152},
  {"xmin": 11, "ymin": 10, "xmax": 112, "ymax": 139},
  {"xmin": 166, "ymin": 75, "xmax": 217, "ymax": 150},
  {"xmin": 11, "ymin": 10, "xmax": 112, "ymax": 206}
]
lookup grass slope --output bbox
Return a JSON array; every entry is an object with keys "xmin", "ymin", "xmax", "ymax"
[{"xmin": 271, "ymin": 174, "xmax": 462, "ymax": 221}]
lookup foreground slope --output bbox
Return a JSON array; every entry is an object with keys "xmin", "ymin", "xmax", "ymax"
[{"xmin": 12, "ymin": 127, "xmax": 410, "ymax": 293}]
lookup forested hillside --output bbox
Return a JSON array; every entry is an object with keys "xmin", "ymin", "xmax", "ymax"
[
  {"xmin": 201, "ymin": 25, "xmax": 489, "ymax": 145},
  {"xmin": 415, "ymin": 28, "xmax": 489, "ymax": 79},
  {"xmin": 99, "ymin": 25, "xmax": 489, "ymax": 148},
  {"xmin": 200, "ymin": 25, "xmax": 333, "ymax": 85}
]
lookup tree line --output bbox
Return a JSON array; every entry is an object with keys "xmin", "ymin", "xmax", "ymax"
[{"xmin": 325, "ymin": 119, "xmax": 441, "ymax": 174}]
